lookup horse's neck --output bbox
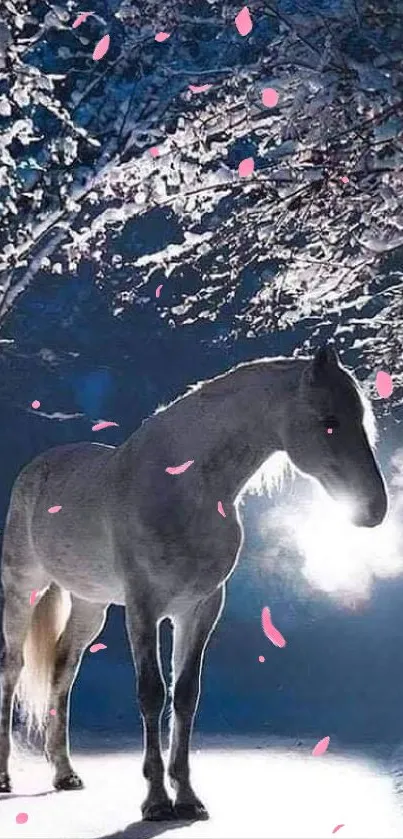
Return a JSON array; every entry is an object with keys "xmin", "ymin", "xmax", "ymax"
[{"xmin": 157, "ymin": 360, "xmax": 303, "ymax": 501}]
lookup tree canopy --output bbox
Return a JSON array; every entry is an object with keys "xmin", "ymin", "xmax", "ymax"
[{"xmin": 1, "ymin": 0, "xmax": 402, "ymax": 413}]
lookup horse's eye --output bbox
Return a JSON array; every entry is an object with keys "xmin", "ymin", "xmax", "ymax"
[{"xmin": 323, "ymin": 416, "xmax": 340, "ymax": 435}]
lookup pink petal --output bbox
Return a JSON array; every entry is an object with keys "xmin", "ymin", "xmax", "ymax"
[
  {"xmin": 49, "ymin": 708, "xmax": 57, "ymax": 716},
  {"xmin": 332, "ymin": 826, "xmax": 345, "ymax": 835},
  {"xmin": 29, "ymin": 590, "xmax": 38, "ymax": 606},
  {"xmin": 165, "ymin": 460, "xmax": 194, "ymax": 475},
  {"xmin": 48, "ymin": 505, "xmax": 62, "ymax": 514},
  {"xmin": 16, "ymin": 813, "xmax": 28, "ymax": 825},
  {"xmin": 375, "ymin": 370, "xmax": 393, "ymax": 399},
  {"xmin": 155, "ymin": 32, "xmax": 171, "ymax": 42},
  {"xmin": 261, "ymin": 606, "xmax": 287, "ymax": 648},
  {"xmin": 31, "ymin": 399, "xmax": 40, "ymax": 409},
  {"xmin": 217, "ymin": 501, "xmax": 226, "ymax": 517},
  {"xmin": 189, "ymin": 84, "xmax": 212, "ymax": 93},
  {"xmin": 72, "ymin": 11, "xmax": 93, "ymax": 28},
  {"xmin": 92, "ymin": 420, "xmax": 119, "ymax": 431},
  {"xmin": 340, "ymin": 175, "xmax": 349, "ymax": 184},
  {"xmin": 327, "ymin": 428, "xmax": 333, "ymax": 435},
  {"xmin": 156, "ymin": 284, "xmax": 163, "ymax": 298},
  {"xmin": 262, "ymin": 87, "xmax": 279, "ymax": 108},
  {"xmin": 90, "ymin": 643, "xmax": 107, "ymax": 653},
  {"xmin": 93, "ymin": 34, "xmax": 110, "ymax": 61},
  {"xmin": 258, "ymin": 655, "xmax": 265, "ymax": 663},
  {"xmin": 235, "ymin": 6, "xmax": 253, "ymax": 36},
  {"xmin": 238, "ymin": 157, "xmax": 255, "ymax": 177},
  {"xmin": 150, "ymin": 146, "xmax": 160, "ymax": 157},
  {"xmin": 312, "ymin": 735, "xmax": 330, "ymax": 757}
]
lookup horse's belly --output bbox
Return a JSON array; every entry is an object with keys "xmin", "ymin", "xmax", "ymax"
[{"xmin": 49, "ymin": 562, "xmax": 125, "ymax": 605}]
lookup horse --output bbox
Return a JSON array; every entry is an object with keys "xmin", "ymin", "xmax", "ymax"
[{"xmin": 0, "ymin": 344, "xmax": 387, "ymax": 821}]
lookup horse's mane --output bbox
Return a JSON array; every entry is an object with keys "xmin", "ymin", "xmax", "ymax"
[
  {"xmin": 241, "ymin": 450, "xmax": 293, "ymax": 499},
  {"xmin": 153, "ymin": 356, "xmax": 297, "ymax": 416},
  {"xmin": 242, "ymin": 376, "xmax": 377, "ymax": 500},
  {"xmin": 348, "ymin": 370, "xmax": 378, "ymax": 449},
  {"xmin": 153, "ymin": 356, "xmax": 378, "ymax": 500}
]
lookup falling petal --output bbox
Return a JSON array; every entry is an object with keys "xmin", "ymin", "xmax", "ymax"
[
  {"xmin": 29, "ymin": 590, "xmax": 38, "ymax": 606},
  {"xmin": 90, "ymin": 643, "xmax": 107, "ymax": 653},
  {"xmin": 16, "ymin": 813, "xmax": 28, "ymax": 824},
  {"xmin": 72, "ymin": 11, "xmax": 93, "ymax": 28},
  {"xmin": 258, "ymin": 655, "xmax": 265, "ymax": 663},
  {"xmin": 217, "ymin": 501, "xmax": 226, "ymax": 517},
  {"xmin": 327, "ymin": 428, "xmax": 333, "ymax": 435},
  {"xmin": 93, "ymin": 34, "xmax": 110, "ymax": 61},
  {"xmin": 312, "ymin": 735, "xmax": 330, "ymax": 757},
  {"xmin": 238, "ymin": 157, "xmax": 255, "ymax": 177},
  {"xmin": 375, "ymin": 370, "xmax": 393, "ymax": 399},
  {"xmin": 261, "ymin": 606, "xmax": 287, "ymax": 648},
  {"xmin": 150, "ymin": 146, "xmax": 160, "ymax": 157},
  {"xmin": 49, "ymin": 708, "xmax": 57, "ymax": 716},
  {"xmin": 189, "ymin": 84, "xmax": 212, "ymax": 93},
  {"xmin": 262, "ymin": 87, "xmax": 279, "ymax": 107},
  {"xmin": 48, "ymin": 505, "xmax": 62, "ymax": 514},
  {"xmin": 332, "ymin": 826, "xmax": 345, "ymax": 834},
  {"xmin": 165, "ymin": 460, "xmax": 194, "ymax": 475},
  {"xmin": 340, "ymin": 176, "xmax": 349, "ymax": 184},
  {"xmin": 92, "ymin": 420, "xmax": 119, "ymax": 431},
  {"xmin": 235, "ymin": 6, "xmax": 253, "ymax": 36},
  {"xmin": 155, "ymin": 32, "xmax": 171, "ymax": 42},
  {"xmin": 31, "ymin": 399, "xmax": 40, "ymax": 409},
  {"xmin": 156, "ymin": 284, "xmax": 163, "ymax": 298}
]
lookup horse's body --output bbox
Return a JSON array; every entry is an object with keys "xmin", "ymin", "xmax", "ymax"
[{"xmin": 0, "ymin": 347, "xmax": 387, "ymax": 820}]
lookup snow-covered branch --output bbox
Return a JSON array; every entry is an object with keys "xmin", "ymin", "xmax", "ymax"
[{"xmin": 0, "ymin": 0, "xmax": 402, "ymax": 405}]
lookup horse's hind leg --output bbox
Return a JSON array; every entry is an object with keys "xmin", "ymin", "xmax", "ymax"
[
  {"xmin": 168, "ymin": 585, "xmax": 225, "ymax": 820},
  {"xmin": 125, "ymin": 596, "xmax": 174, "ymax": 821},
  {"xmin": 45, "ymin": 596, "xmax": 107, "ymax": 791},
  {"xmin": 0, "ymin": 559, "xmax": 48, "ymax": 792}
]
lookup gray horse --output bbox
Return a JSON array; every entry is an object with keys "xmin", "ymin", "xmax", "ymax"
[{"xmin": 0, "ymin": 345, "xmax": 387, "ymax": 820}]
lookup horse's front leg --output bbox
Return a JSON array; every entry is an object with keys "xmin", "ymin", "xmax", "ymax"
[
  {"xmin": 124, "ymin": 595, "xmax": 174, "ymax": 821},
  {"xmin": 168, "ymin": 585, "xmax": 225, "ymax": 820}
]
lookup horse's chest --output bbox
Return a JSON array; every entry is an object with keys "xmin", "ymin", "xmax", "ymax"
[{"xmin": 158, "ymin": 512, "xmax": 243, "ymax": 598}]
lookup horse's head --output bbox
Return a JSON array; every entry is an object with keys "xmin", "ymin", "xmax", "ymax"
[{"xmin": 283, "ymin": 345, "xmax": 388, "ymax": 527}]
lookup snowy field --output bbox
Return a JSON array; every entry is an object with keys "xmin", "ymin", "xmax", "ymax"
[{"xmin": 0, "ymin": 737, "xmax": 402, "ymax": 839}]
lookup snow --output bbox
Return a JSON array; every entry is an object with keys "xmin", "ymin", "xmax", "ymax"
[
  {"xmin": 1, "ymin": 2, "xmax": 402, "ymax": 405},
  {"xmin": 1, "ymin": 738, "xmax": 402, "ymax": 839}
]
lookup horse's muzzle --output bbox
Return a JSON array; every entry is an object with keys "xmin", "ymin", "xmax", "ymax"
[{"xmin": 350, "ymin": 493, "xmax": 388, "ymax": 528}]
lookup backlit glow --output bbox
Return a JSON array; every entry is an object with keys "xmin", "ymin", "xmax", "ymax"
[
  {"xmin": 255, "ymin": 449, "xmax": 403, "ymax": 601},
  {"xmin": 289, "ymin": 487, "xmax": 402, "ymax": 597}
]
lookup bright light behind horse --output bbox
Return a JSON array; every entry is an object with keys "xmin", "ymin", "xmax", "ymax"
[
  {"xmin": 288, "ymin": 487, "xmax": 402, "ymax": 598},
  {"xmin": 254, "ymin": 447, "xmax": 403, "ymax": 603}
]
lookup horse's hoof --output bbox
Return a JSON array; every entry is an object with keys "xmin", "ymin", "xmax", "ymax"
[
  {"xmin": 0, "ymin": 772, "xmax": 11, "ymax": 793},
  {"xmin": 142, "ymin": 800, "xmax": 175, "ymax": 821},
  {"xmin": 54, "ymin": 772, "xmax": 84, "ymax": 791},
  {"xmin": 174, "ymin": 801, "xmax": 209, "ymax": 821}
]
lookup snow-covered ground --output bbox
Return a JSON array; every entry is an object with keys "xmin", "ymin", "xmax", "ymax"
[{"xmin": 0, "ymin": 737, "xmax": 402, "ymax": 839}]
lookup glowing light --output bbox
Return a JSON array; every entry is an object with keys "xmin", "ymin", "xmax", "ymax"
[{"xmin": 288, "ymin": 488, "xmax": 402, "ymax": 597}]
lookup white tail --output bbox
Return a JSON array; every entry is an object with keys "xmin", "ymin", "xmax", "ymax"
[{"xmin": 16, "ymin": 583, "xmax": 71, "ymax": 733}]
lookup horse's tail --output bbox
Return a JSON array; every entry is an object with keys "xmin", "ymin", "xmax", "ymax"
[{"xmin": 16, "ymin": 583, "xmax": 71, "ymax": 734}]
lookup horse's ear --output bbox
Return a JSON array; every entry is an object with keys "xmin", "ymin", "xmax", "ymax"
[{"xmin": 310, "ymin": 345, "xmax": 339, "ymax": 380}]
